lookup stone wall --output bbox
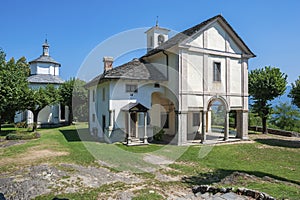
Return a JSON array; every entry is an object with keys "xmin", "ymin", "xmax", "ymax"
[{"xmin": 249, "ymin": 126, "xmax": 300, "ymax": 137}]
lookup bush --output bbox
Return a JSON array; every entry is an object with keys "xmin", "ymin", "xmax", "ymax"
[
  {"xmin": 6, "ymin": 132, "xmax": 40, "ymax": 140},
  {"xmin": 15, "ymin": 121, "xmax": 27, "ymax": 128},
  {"xmin": 153, "ymin": 128, "xmax": 165, "ymax": 141}
]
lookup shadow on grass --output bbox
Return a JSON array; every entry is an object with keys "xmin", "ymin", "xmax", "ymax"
[
  {"xmin": 255, "ymin": 138, "xmax": 300, "ymax": 148},
  {"xmin": 59, "ymin": 128, "xmax": 100, "ymax": 142},
  {"xmin": 182, "ymin": 169, "xmax": 300, "ymax": 186},
  {"xmin": 0, "ymin": 129, "xmax": 15, "ymax": 137}
]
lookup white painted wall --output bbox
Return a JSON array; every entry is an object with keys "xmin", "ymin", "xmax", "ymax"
[
  {"xmin": 26, "ymin": 105, "xmax": 60, "ymax": 125},
  {"xmin": 30, "ymin": 62, "xmax": 60, "ymax": 76},
  {"xmin": 96, "ymin": 83, "xmax": 109, "ymax": 137},
  {"xmin": 207, "ymin": 55, "xmax": 226, "ymax": 93},
  {"xmin": 186, "ymin": 52, "xmax": 203, "ymax": 91},
  {"xmin": 207, "ymin": 23, "xmax": 226, "ymax": 51},
  {"xmin": 230, "ymin": 58, "xmax": 242, "ymax": 94},
  {"xmin": 187, "ymin": 32, "xmax": 204, "ymax": 48},
  {"xmin": 89, "ymin": 85, "xmax": 101, "ymax": 136}
]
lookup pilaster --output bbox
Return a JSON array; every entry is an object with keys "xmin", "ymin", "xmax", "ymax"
[{"xmin": 177, "ymin": 112, "xmax": 187, "ymax": 145}]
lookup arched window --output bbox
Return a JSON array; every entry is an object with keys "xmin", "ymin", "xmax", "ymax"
[{"xmin": 158, "ymin": 34, "xmax": 165, "ymax": 45}]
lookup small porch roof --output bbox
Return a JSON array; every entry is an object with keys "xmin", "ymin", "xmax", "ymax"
[{"xmin": 121, "ymin": 102, "xmax": 149, "ymax": 112}]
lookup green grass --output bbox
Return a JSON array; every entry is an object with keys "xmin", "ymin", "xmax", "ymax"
[
  {"xmin": 1, "ymin": 125, "xmax": 299, "ymax": 199},
  {"xmin": 171, "ymin": 142, "xmax": 300, "ymax": 199},
  {"xmin": 115, "ymin": 143, "xmax": 165, "ymax": 153},
  {"xmin": 0, "ymin": 123, "xmax": 96, "ymax": 171}
]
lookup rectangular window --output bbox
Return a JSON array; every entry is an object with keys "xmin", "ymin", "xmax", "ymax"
[
  {"xmin": 213, "ymin": 62, "xmax": 221, "ymax": 82},
  {"xmin": 92, "ymin": 90, "xmax": 95, "ymax": 102},
  {"xmin": 193, "ymin": 113, "xmax": 200, "ymax": 126},
  {"xmin": 126, "ymin": 84, "xmax": 138, "ymax": 93},
  {"xmin": 92, "ymin": 114, "xmax": 95, "ymax": 122},
  {"xmin": 161, "ymin": 113, "xmax": 169, "ymax": 129},
  {"xmin": 102, "ymin": 88, "xmax": 105, "ymax": 101}
]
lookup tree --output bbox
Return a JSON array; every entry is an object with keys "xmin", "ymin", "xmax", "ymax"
[
  {"xmin": 59, "ymin": 78, "xmax": 88, "ymax": 124},
  {"xmin": 249, "ymin": 66, "xmax": 287, "ymax": 134},
  {"xmin": 269, "ymin": 102, "xmax": 300, "ymax": 131},
  {"xmin": 0, "ymin": 49, "xmax": 29, "ymax": 130},
  {"xmin": 289, "ymin": 76, "xmax": 300, "ymax": 109},
  {"xmin": 26, "ymin": 84, "xmax": 58, "ymax": 131}
]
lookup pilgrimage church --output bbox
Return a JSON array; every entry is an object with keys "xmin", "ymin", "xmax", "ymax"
[
  {"xmin": 15, "ymin": 40, "xmax": 69, "ymax": 127},
  {"xmin": 85, "ymin": 15, "xmax": 255, "ymax": 145}
]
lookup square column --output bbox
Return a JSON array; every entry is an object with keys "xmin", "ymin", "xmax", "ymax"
[
  {"xmin": 224, "ymin": 112, "xmax": 229, "ymax": 141},
  {"xmin": 207, "ymin": 110, "xmax": 212, "ymax": 132},
  {"xmin": 177, "ymin": 112, "xmax": 187, "ymax": 145},
  {"xmin": 201, "ymin": 111, "xmax": 207, "ymax": 143},
  {"xmin": 108, "ymin": 110, "xmax": 114, "ymax": 137},
  {"xmin": 135, "ymin": 113, "xmax": 138, "ymax": 138},
  {"xmin": 127, "ymin": 112, "xmax": 131, "ymax": 144},
  {"xmin": 143, "ymin": 112, "xmax": 148, "ymax": 144},
  {"xmin": 236, "ymin": 110, "xmax": 248, "ymax": 139}
]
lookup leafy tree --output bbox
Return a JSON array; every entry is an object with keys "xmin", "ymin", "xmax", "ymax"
[
  {"xmin": 26, "ymin": 85, "xmax": 58, "ymax": 131},
  {"xmin": 0, "ymin": 49, "xmax": 29, "ymax": 130},
  {"xmin": 59, "ymin": 78, "xmax": 88, "ymax": 124},
  {"xmin": 269, "ymin": 102, "xmax": 300, "ymax": 131},
  {"xmin": 249, "ymin": 66, "xmax": 287, "ymax": 134},
  {"xmin": 289, "ymin": 76, "xmax": 300, "ymax": 109},
  {"xmin": 248, "ymin": 110, "xmax": 262, "ymax": 127}
]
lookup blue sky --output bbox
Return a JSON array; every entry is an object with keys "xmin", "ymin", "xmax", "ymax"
[{"xmin": 1, "ymin": 0, "xmax": 300, "ymax": 83}]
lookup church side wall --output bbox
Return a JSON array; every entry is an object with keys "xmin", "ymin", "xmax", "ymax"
[
  {"xmin": 109, "ymin": 80, "xmax": 166, "ymax": 130},
  {"xmin": 89, "ymin": 85, "xmax": 101, "ymax": 137}
]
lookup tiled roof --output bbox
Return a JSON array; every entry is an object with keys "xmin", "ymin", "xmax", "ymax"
[
  {"xmin": 29, "ymin": 55, "xmax": 61, "ymax": 66},
  {"xmin": 142, "ymin": 15, "xmax": 255, "ymax": 58},
  {"xmin": 85, "ymin": 58, "xmax": 167, "ymax": 87},
  {"xmin": 121, "ymin": 102, "xmax": 149, "ymax": 112},
  {"xmin": 28, "ymin": 74, "xmax": 64, "ymax": 84}
]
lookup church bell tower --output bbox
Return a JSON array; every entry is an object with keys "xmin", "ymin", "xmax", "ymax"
[{"xmin": 145, "ymin": 18, "xmax": 170, "ymax": 52}]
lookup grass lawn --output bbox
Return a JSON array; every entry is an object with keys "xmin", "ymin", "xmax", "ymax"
[{"xmin": 0, "ymin": 124, "xmax": 299, "ymax": 199}]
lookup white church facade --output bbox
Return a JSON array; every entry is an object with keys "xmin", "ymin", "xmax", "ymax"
[
  {"xmin": 15, "ymin": 40, "xmax": 69, "ymax": 127},
  {"xmin": 86, "ymin": 15, "xmax": 255, "ymax": 145}
]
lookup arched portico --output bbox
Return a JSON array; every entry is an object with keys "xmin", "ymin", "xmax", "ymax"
[
  {"xmin": 150, "ymin": 91, "xmax": 177, "ymax": 141},
  {"xmin": 201, "ymin": 96, "xmax": 230, "ymax": 143}
]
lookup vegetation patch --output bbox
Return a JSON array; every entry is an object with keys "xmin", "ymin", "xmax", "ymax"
[
  {"xmin": 6, "ymin": 131, "xmax": 40, "ymax": 140},
  {"xmin": 115, "ymin": 143, "xmax": 164, "ymax": 153},
  {"xmin": 132, "ymin": 189, "xmax": 164, "ymax": 200}
]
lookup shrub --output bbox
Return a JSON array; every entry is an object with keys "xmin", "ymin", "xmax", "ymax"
[
  {"xmin": 153, "ymin": 128, "xmax": 165, "ymax": 141},
  {"xmin": 15, "ymin": 121, "xmax": 27, "ymax": 128},
  {"xmin": 6, "ymin": 132, "xmax": 40, "ymax": 140}
]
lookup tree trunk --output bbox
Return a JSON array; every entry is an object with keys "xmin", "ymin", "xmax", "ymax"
[
  {"xmin": 262, "ymin": 116, "xmax": 268, "ymax": 134},
  {"xmin": 68, "ymin": 105, "xmax": 73, "ymax": 125},
  {"xmin": 0, "ymin": 114, "xmax": 2, "ymax": 133},
  {"xmin": 32, "ymin": 111, "xmax": 39, "ymax": 132}
]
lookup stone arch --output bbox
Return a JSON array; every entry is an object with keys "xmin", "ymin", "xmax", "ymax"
[
  {"xmin": 204, "ymin": 96, "xmax": 230, "ymax": 141},
  {"xmin": 207, "ymin": 96, "xmax": 230, "ymax": 112}
]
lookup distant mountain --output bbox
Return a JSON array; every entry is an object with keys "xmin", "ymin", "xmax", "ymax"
[
  {"xmin": 249, "ymin": 86, "xmax": 295, "ymax": 108},
  {"xmin": 271, "ymin": 85, "xmax": 292, "ymax": 106}
]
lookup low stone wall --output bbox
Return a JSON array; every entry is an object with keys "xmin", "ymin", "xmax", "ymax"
[
  {"xmin": 192, "ymin": 185, "xmax": 275, "ymax": 200},
  {"xmin": 249, "ymin": 126, "xmax": 300, "ymax": 137}
]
